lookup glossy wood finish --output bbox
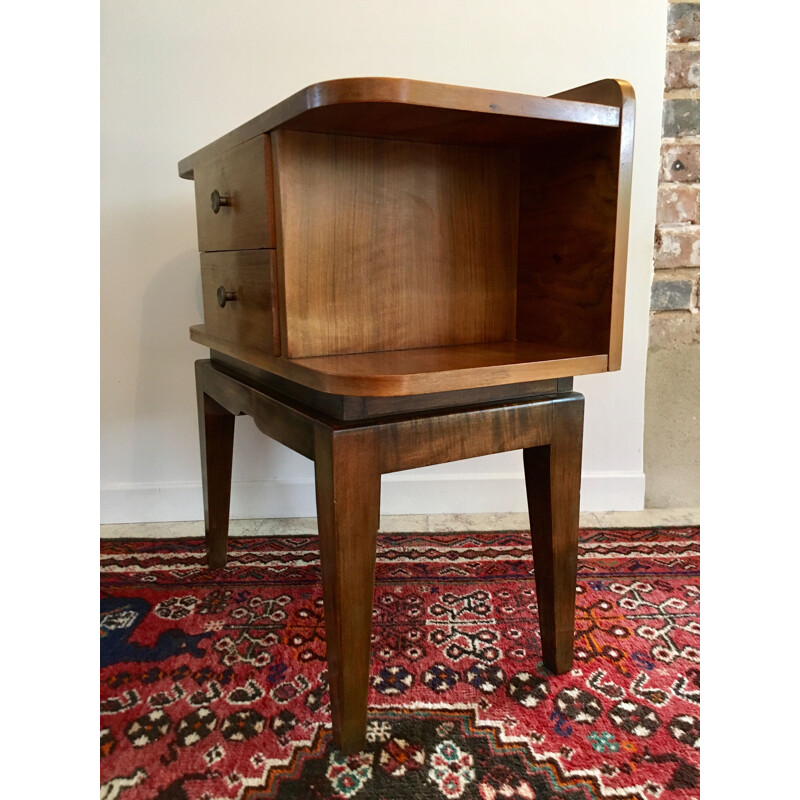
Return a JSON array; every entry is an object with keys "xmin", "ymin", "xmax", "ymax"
[
  {"xmin": 273, "ymin": 130, "xmax": 519, "ymax": 357},
  {"xmin": 197, "ymin": 362, "xmax": 317, "ymax": 459},
  {"xmin": 515, "ymin": 79, "xmax": 635, "ymax": 367},
  {"xmin": 200, "ymin": 250, "xmax": 280, "ymax": 356},
  {"xmin": 183, "ymin": 79, "xmax": 628, "ymax": 753},
  {"xmin": 210, "ymin": 349, "xmax": 573, "ymax": 421},
  {"xmin": 377, "ymin": 399, "xmax": 551, "ymax": 474},
  {"xmin": 515, "ymin": 125, "xmax": 618, "ymax": 355},
  {"xmin": 523, "ymin": 394, "xmax": 584, "ymax": 674},
  {"xmin": 196, "ymin": 366, "xmax": 235, "ymax": 570},
  {"xmin": 183, "ymin": 77, "xmax": 634, "ymax": 392},
  {"xmin": 195, "ymin": 359, "xmax": 584, "ymax": 752},
  {"xmin": 193, "ymin": 134, "xmax": 275, "ymax": 251},
  {"xmin": 314, "ymin": 427, "xmax": 381, "ymax": 754},
  {"xmin": 548, "ymin": 79, "xmax": 635, "ymax": 370},
  {"xmin": 178, "ymin": 78, "xmax": 620, "ymax": 178},
  {"xmin": 191, "ymin": 326, "xmax": 606, "ymax": 395}
]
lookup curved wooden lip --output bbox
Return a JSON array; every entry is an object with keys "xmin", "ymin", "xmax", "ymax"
[
  {"xmin": 178, "ymin": 76, "xmax": 622, "ymax": 178},
  {"xmin": 190, "ymin": 326, "xmax": 608, "ymax": 397}
]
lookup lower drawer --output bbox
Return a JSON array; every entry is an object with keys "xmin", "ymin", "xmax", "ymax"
[{"xmin": 201, "ymin": 250, "xmax": 280, "ymax": 356}]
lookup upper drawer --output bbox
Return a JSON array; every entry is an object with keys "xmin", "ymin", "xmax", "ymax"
[{"xmin": 193, "ymin": 135, "xmax": 276, "ymax": 251}]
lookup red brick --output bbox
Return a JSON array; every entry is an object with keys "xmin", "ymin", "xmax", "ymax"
[
  {"xmin": 657, "ymin": 184, "xmax": 700, "ymax": 225},
  {"xmin": 648, "ymin": 312, "xmax": 700, "ymax": 348},
  {"xmin": 665, "ymin": 49, "xmax": 699, "ymax": 90},
  {"xmin": 654, "ymin": 227, "xmax": 700, "ymax": 269},
  {"xmin": 660, "ymin": 142, "xmax": 700, "ymax": 182}
]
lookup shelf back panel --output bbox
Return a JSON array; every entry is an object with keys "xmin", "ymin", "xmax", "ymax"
[{"xmin": 273, "ymin": 130, "xmax": 519, "ymax": 359}]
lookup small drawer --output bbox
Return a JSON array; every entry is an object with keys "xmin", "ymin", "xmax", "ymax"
[
  {"xmin": 201, "ymin": 250, "xmax": 280, "ymax": 355},
  {"xmin": 193, "ymin": 135, "xmax": 275, "ymax": 252}
]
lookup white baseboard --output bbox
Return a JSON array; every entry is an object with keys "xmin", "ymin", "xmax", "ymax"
[{"xmin": 100, "ymin": 471, "xmax": 645, "ymax": 524}]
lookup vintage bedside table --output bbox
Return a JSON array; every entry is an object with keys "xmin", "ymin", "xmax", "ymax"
[{"xmin": 179, "ymin": 77, "xmax": 634, "ymax": 754}]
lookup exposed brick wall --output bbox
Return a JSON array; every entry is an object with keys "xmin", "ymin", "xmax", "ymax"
[{"xmin": 651, "ymin": 1, "xmax": 700, "ymax": 323}]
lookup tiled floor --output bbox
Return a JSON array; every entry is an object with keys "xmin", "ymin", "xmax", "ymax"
[{"xmin": 100, "ymin": 509, "xmax": 699, "ymax": 539}]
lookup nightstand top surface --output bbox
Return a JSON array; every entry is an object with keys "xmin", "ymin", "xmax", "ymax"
[{"xmin": 179, "ymin": 76, "xmax": 626, "ymax": 178}]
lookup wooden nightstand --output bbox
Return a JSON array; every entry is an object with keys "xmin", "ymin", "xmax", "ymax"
[{"xmin": 180, "ymin": 77, "xmax": 634, "ymax": 753}]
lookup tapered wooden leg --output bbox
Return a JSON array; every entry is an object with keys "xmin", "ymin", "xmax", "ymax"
[
  {"xmin": 196, "ymin": 365, "xmax": 235, "ymax": 570},
  {"xmin": 523, "ymin": 393, "xmax": 584, "ymax": 675},
  {"xmin": 314, "ymin": 427, "xmax": 381, "ymax": 754}
]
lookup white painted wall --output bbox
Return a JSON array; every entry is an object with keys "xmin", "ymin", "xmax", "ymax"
[{"xmin": 101, "ymin": 0, "xmax": 665, "ymax": 523}]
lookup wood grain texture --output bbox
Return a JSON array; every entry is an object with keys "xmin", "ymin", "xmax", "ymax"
[
  {"xmin": 515, "ymin": 123, "xmax": 620, "ymax": 355},
  {"xmin": 193, "ymin": 361, "xmax": 586, "ymax": 749},
  {"xmin": 376, "ymin": 396, "xmax": 553, "ymax": 474},
  {"xmin": 196, "ymin": 361, "xmax": 318, "ymax": 459},
  {"xmin": 182, "ymin": 76, "xmax": 633, "ymax": 748},
  {"xmin": 195, "ymin": 365, "xmax": 235, "ymax": 569},
  {"xmin": 191, "ymin": 327, "xmax": 607, "ymax": 396},
  {"xmin": 209, "ymin": 350, "xmax": 565, "ymax": 421},
  {"xmin": 184, "ymin": 77, "xmax": 634, "ymax": 384},
  {"xmin": 523, "ymin": 393, "xmax": 584, "ymax": 674},
  {"xmin": 273, "ymin": 130, "xmax": 519, "ymax": 358},
  {"xmin": 314, "ymin": 427, "xmax": 381, "ymax": 753},
  {"xmin": 179, "ymin": 78, "xmax": 620, "ymax": 178},
  {"xmin": 192, "ymin": 134, "xmax": 275, "ymax": 251},
  {"xmin": 606, "ymin": 82, "xmax": 635, "ymax": 371},
  {"xmin": 200, "ymin": 250, "xmax": 280, "ymax": 356},
  {"xmin": 524, "ymin": 78, "xmax": 634, "ymax": 370}
]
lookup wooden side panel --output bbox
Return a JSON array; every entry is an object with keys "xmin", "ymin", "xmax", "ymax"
[
  {"xmin": 517, "ymin": 79, "xmax": 634, "ymax": 367},
  {"xmin": 515, "ymin": 123, "xmax": 620, "ymax": 356},
  {"xmin": 607, "ymin": 84, "xmax": 635, "ymax": 371},
  {"xmin": 272, "ymin": 130, "xmax": 519, "ymax": 358},
  {"xmin": 193, "ymin": 135, "xmax": 275, "ymax": 251},
  {"xmin": 200, "ymin": 250, "xmax": 280, "ymax": 356}
]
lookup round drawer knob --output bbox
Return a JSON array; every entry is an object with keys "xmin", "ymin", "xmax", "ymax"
[
  {"xmin": 210, "ymin": 189, "xmax": 231, "ymax": 214},
  {"xmin": 216, "ymin": 286, "xmax": 237, "ymax": 308}
]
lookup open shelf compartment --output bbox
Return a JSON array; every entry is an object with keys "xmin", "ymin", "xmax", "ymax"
[{"xmin": 184, "ymin": 78, "xmax": 634, "ymax": 396}]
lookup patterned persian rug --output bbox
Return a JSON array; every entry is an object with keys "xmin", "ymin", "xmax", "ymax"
[{"xmin": 100, "ymin": 527, "xmax": 699, "ymax": 800}]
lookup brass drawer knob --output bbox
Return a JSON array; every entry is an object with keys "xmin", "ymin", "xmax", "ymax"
[
  {"xmin": 217, "ymin": 286, "xmax": 237, "ymax": 308},
  {"xmin": 210, "ymin": 189, "xmax": 231, "ymax": 214}
]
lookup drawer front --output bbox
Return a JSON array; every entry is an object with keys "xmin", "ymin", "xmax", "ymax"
[
  {"xmin": 201, "ymin": 250, "xmax": 280, "ymax": 355},
  {"xmin": 193, "ymin": 135, "xmax": 275, "ymax": 251}
]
